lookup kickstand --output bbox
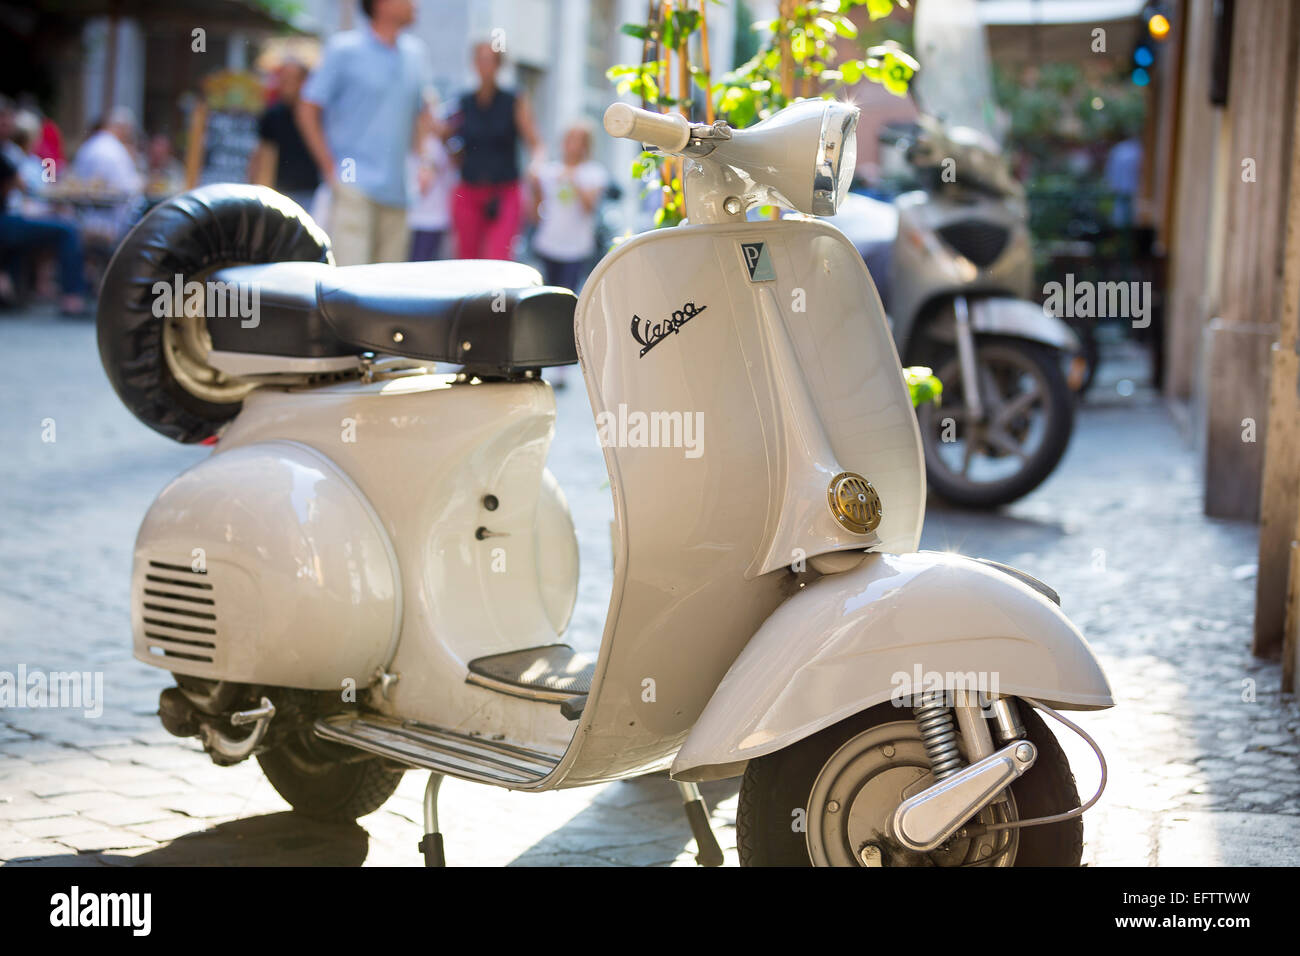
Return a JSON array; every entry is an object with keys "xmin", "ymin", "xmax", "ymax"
[
  {"xmin": 677, "ymin": 781, "xmax": 724, "ymax": 866},
  {"xmin": 418, "ymin": 771, "xmax": 445, "ymax": 867}
]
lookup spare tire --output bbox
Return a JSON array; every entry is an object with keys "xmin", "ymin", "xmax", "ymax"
[{"xmin": 97, "ymin": 184, "xmax": 333, "ymax": 443}]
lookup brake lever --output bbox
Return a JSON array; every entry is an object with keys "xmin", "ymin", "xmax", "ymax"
[{"xmin": 682, "ymin": 121, "xmax": 733, "ymax": 157}]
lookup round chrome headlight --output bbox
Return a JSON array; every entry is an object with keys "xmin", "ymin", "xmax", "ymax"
[{"xmin": 812, "ymin": 102, "xmax": 861, "ymax": 216}]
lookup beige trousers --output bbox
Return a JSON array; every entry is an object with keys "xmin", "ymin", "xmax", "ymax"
[{"xmin": 327, "ymin": 183, "xmax": 410, "ymax": 266}]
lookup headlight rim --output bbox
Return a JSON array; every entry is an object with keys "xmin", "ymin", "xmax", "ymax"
[{"xmin": 811, "ymin": 102, "xmax": 860, "ymax": 217}]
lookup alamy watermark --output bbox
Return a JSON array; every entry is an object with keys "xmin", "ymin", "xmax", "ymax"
[
  {"xmin": 595, "ymin": 403, "xmax": 704, "ymax": 459},
  {"xmin": 0, "ymin": 666, "xmax": 103, "ymax": 718},
  {"xmin": 152, "ymin": 273, "xmax": 261, "ymax": 328},
  {"xmin": 889, "ymin": 665, "xmax": 1001, "ymax": 708},
  {"xmin": 1042, "ymin": 273, "xmax": 1151, "ymax": 329}
]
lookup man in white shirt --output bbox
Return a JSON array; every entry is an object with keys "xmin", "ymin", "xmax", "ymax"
[
  {"xmin": 73, "ymin": 106, "xmax": 144, "ymax": 242},
  {"xmin": 73, "ymin": 106, "xmax": 143, "ymax": 196}
]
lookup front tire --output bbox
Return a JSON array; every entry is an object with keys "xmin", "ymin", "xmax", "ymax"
[
  {"xmin": 258, "ymin": 733, "xmax": 404, "ymax": 823},
  {"xmin": 917, "ymin": 338, "xmax": 1074, "ymax": 509},
  {"xmin": 737, "ymin": 701, "xmax": 1082, "ymax": 867}
]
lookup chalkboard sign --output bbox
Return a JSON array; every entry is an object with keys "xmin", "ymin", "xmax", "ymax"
[
  {"xmin": 183, "ymin": 71, "xmax": 266, "ymax": 189},
  {"xmin": 199, "ymin": 109, "xmax": 260, "ymax": 185}
]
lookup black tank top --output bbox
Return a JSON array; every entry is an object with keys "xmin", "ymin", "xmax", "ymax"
[{"xmin": 458, "ymin": 89, "xmax": 519, "ymax": 185}]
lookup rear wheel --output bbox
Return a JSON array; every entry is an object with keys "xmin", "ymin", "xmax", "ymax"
[
  {"xmin": 737, "ymin": 701, "xmax": 1082, "ymax": 867},
  {"xmin": 258, "ymin": 732, "xmax": 404, "ymax": 823}
]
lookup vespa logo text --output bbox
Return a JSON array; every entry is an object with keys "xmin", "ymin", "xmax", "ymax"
[
  {"xmin": 595, "ymin": 404, "xmax": 704, "ymax": 459},
  {"xmin": 630, "ymin": 301, "xmax": 707, "ymax": 358}
]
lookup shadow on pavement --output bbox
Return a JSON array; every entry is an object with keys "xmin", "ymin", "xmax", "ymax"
[
  {"xmin": 4, "ymin": 813, "xmax": 371, "ymax": 867},
  {"xmin": 509, "ymin": 772, "xmax": 741, "ymax": 866}
]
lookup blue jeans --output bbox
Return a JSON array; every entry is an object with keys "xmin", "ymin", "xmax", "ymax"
[
  {"xmin": 538, "ymin": 255, "xmax": 585, "ymax": 293},
  {"xmin": 410, "ymin": 229, "xmax": 445, "ymax": 261},
  {"xmin": 0, "ymin": 213, "xmax": 87, "ymax": 295}
]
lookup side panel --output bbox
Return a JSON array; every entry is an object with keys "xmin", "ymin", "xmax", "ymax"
[
  {"xmin": 217, "ymin": 376, "xmax": 581, "ymax": 756},
  {"xmin": 132, "ymin": 441, "xmax": 396, "ymax": 689},
  {"xmin": 552, "ymin": 218, "xmax": 925, "ymax": 787},
  {"xmin": 672, "ymin": 551, "xmax": 1114, "ymax": 781}
]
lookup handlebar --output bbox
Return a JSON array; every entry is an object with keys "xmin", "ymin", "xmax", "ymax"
[{"xmin": 603, "ymin": 103, "xmax": 692, "ymax": 153}]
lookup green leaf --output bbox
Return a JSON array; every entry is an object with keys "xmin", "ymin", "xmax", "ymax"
[
  {"xmin": 620, "ymin": 23, "xmax": 649, "ymax": 40},
  {"xmin": 904, "ymin": 366, "xmax": 943, "ymax": 407},
  {"xmin": 831, "ymin": 14, "xmax": 858, "ymax": 38},
  {"xmin": 672, "ymin": 9, "xmax": 701, "ymax": 36},
  {"xmin": 865, "ymin": 0, "xmax": 895, "ymax": 21}
]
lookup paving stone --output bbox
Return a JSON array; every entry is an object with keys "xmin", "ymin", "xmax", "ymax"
[
  {"xmin": 0, "ymin": 796, "xmax": 72, "ymax": 822},
  {"xmin": 0, "ymin": 839, "xmax": 80, "ymax": 862},
  {"xmin": 160, "ymin": 793, "xmax": 259, "ymax": 820},
  {"xmin": 55, "ymin": 826, "xmax": 156, "ymax": 853},
  {"xmin": 10, "ymin": 814, "xmax": 98, "ymax": 840},
  {"xmin": 22, "ymin": 774, "xmax": 107, "ymax": 799},
  {"xmin": 1156, "ymin": 812, "xmax": 1300, "ymax": 866},
  {"xmin": 124, "ymin": 816, "xmax": 209, "ymax": 844},
  {"xmin": 81, "ymin": 799, "xmax": 186, "ymax": 828},
  {"xmin": 1238, "ymin": 790, "xmax": 1287, "ymax": 807}
]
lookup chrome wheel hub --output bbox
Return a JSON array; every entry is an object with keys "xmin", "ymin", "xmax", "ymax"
[{"xmin": 806, "ymin": 720, "xmax": 1019, "ymax": 867}]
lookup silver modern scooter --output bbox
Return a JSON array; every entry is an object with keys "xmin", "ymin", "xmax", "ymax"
[{"xmin": 829, "ymin": 118, "xmax": 1082, "ymax": 508}]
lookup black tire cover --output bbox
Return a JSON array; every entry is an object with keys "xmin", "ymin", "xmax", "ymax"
[{"xmin": 96, "ymin": 184, "xmax": 333, "ymax": 443}]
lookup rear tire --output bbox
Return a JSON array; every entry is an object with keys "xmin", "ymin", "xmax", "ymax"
[
  {"xmin": 96, "ymin": 184, "xmax": 332, "ymax": 443},
  {"xmin": 737, "ymin": 701, "xmax": 1082, "ymax": 866},
  {"xmin": 258, "ymin": 733, "xmax": 404, "ymax": 823}
]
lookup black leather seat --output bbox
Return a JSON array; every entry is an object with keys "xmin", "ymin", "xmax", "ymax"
[{"xmin": 207, "ymin": 260, "xmax": 578, "ymax": 372}]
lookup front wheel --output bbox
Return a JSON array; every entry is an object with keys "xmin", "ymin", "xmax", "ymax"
[
  {"xmin": 917, "ymin": 338, "xmax": 1074, "ymax": 509},
  {"xmin": 737, "ymin": 701, "xmax": 1083, "ymax": 867}
]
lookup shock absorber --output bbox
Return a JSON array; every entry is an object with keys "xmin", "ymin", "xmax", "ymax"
[{"xmin": 914, "ymin": 693, "xmax": 963, "ymax": 780}]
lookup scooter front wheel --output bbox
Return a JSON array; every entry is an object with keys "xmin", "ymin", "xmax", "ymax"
[
  {"xmin": 258, "ymin": 732, "xmax": 404, "ymax": 823},
  {"xmin": 736, "ymin": 701, "xmax": 1083, "ymax": 867},
  {"xmin": 917, "ymin": 339, "xmax": 1074, "ymax": 508}
]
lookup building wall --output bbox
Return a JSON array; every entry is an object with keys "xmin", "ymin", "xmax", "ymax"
[
  {"xmin": 1163, "ymin": 0, "xmax": 1221, "ymax": 407},
  {"xmin": 1202, "ymin": 0, "xmax": 1300, "ymax": 521},
  {"xmin": 80, "ymin": 18, "xmax": 145, "ymax": 129}
]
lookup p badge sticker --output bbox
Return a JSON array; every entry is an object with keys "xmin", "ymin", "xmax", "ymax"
[{"xmin": 740, "ymin": 241, "xmax": 775, "ymax": 282}]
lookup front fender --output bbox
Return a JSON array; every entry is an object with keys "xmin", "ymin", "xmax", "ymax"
[
  {"xmin": 970, "ymin": 297, "xmax": 1080, "ymax": 351},
  {"xmin": 671, "ymin": 551, "xmax": 1112, "ymax": 781}
]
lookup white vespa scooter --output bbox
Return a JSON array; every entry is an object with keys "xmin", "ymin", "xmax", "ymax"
[{"xmin": 97, "ymin": 98, "xmax": 1112, "ymax": 867}]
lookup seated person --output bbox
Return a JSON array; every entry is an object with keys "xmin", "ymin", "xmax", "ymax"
[
  {"xmin": 0, "ymin": 148, "xmax": 88, "ymax": 314},
  {"xmin": 72, "ymin": 106, "xmax": 144, "ymax": 243}
]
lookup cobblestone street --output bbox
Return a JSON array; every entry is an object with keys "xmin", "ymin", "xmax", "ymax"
[{"xmin": 1, "ymin": 308, "xmax": 1297, "ymax": 866}]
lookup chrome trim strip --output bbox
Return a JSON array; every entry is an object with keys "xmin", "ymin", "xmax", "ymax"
[{"xmin": 314, "ymin": 714, "xmax": 561, "ymax": 787}]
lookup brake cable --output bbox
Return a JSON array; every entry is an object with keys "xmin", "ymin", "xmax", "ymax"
[{"xmin": 960, "ymin": 696, "xmax": 1109, "ymax": 835}]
